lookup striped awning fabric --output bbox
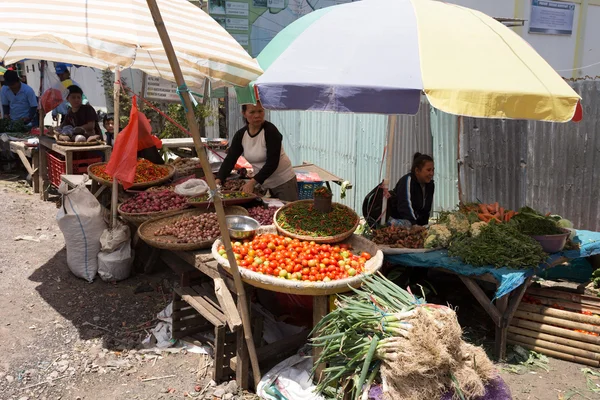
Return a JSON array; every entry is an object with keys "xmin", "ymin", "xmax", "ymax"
[{"xmin": 0, "ymin": 0, "xmax": 262, "ymax": 88}]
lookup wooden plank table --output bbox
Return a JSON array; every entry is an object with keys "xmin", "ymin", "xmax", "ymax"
[{"xmin": 9, "ymin": 141, "xmax": 39, "ymax": 193}]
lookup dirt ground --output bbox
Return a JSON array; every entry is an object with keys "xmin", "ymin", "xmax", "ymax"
[{"xmin": 0, "ymin": 177, "xmax": 598, "ymax": 400}]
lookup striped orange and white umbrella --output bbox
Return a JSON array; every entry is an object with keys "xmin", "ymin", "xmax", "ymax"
[{"xmin": 0, "ymin": 0, "xmax": 262, "ymax": 88}]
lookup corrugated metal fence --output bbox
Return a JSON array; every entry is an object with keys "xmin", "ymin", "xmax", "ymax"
[{"xmin": 459, "ymin": 80, "xmax": 600, "ymax": 231}]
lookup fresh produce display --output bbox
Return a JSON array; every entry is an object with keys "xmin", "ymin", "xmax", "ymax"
[
  {"xmin": 217, "ymin": 233, "xmax": 371, "ymax": 281},
  {"xmin": 448, "ymin": 222, "xmax": 547, "ymax": 269},
  {"xmin": 120, "ymin": 190, "xmax": 188, "ymax": 214},
  {"xmin": 221, "ymin": 179, "xmax": 246, "ymax": 192},
  {"xmin": 462, "ymin": 202, "xmax": 519, "ymax": 223},
  {"xmin": 311, "ymin": 274, "xmax": 496, "ymax": 399},
  {"xmin": 91, "ymin": 159, "xmax": 170, "ymax": 184},
  {"xmin": 189, "ymin": 191, "xmax": 252, "ymax": 203},
  {"xmin": 154, "ymin": 213, "xmax": 219, "ymax": 243},
  {"xmin": 247, "ymin": 206, "xmax": 278, "ymax": 226},
  {"xmin": 0, "ymin": 119, "xmax": 27, "ymax": 133},
  {"xmin": 170, "ymin": 157, "xmax": 201, "ymax": 176},
  {"xmin": 276, "ymin": 202, "xmax": 358, "ymax": 237},
  {"xmin": 511, "ymin": 207, "xmax": 566, "ymax": 236},
  {"xmin": 313, "ymin": 186, "xmax": 331, "ymax": 197},
  {"xmin": 371, "ymin": 225, "xmax": 427, "ymax": 248}
]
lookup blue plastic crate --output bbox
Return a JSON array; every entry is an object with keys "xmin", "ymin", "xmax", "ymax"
[{"xmin": 297, "ymin": 181, "xmax": 323, "ymax": 200}]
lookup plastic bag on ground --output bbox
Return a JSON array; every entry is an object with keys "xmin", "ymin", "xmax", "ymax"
[
  {"xmin": 174, "ymin": 178, "xmax": 209, "ymax": 197},
  {"xmin": 257, "ymin": 353, "xmax": 324, "ymax": 400},
  {"xmin": 56, "ymin": 181, "xmax": 107, "ymax": 282}
]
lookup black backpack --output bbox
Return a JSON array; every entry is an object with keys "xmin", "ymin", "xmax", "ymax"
[{"xmin": 362, "ymin": 181, "xmax": 398, "ymax": 228}]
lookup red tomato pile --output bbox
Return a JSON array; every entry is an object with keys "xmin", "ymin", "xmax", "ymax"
[{"xmin": 217, "ymin": 233, "xmax": 372, "ymax": 282}]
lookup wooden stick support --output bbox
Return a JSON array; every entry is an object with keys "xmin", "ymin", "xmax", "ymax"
[
  {"xmin": 513, "ymin": 310, "xmax": 600, "ymax": 334},
  {"xmin": 511, "ymin": 318, "xmax": 600, "ymax": 345},
  {"xmin": 145, "ymin": 0, "xmax": 261, "ymax": 388},
  {"xmin": 507, "ymin": 339, "xmax": 599, "ymax": 367},
  {"xmin": 110, "ymin": 68, "xmax": 121, "ymax": 229},
  {"xmin": 519, "ymin": 302, "xmax": 600, "ymax": 326}
]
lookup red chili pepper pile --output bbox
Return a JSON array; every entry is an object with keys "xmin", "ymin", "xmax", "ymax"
[
  {"xmin": 276, "ymin": 203, "xmax": 358, "ymax": 237},
  {"xmin": 90, "ymin": 159, "xmax": 169, "ymax": 184},
  {"xmin": 217, "ymin": 233, "xmax": 372, "ymax": 282}
]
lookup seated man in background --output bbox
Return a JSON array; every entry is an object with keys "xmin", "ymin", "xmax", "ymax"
[{"xmin": 1, "ymin": 70, "xmax": 38, "ymax": 123}]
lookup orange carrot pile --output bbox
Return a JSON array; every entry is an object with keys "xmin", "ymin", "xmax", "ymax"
[{"xmin": 476, "ymin": 202, "xmax": 518, "ymax": 223}]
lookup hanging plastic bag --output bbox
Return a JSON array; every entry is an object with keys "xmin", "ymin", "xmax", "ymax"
[
  {"xmin": 56, "ymin": 180, "xmax": 107, "ymax": 282},
  {"xmin": 40, "ymin": 88, "xmax": 64, "ymax": 113},
  {"xmin": 174, "ymin": 178, "xmax": 209, "ymax": 197}
]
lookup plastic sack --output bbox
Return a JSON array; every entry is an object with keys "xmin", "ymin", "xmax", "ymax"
[
  {"xmin": 56, "ymin": 181, "xmax": 107, "ymax": 282},
  {"xmin": 174, "ymin": 178, "xmax": 209, "ymax": 197},
  {"xmin": 40, "ymin": 88, "xmax": 64, "ymax": 113},
  {"xmin": 257, "ymin": 354, "xmax": 325, "ymax": 400},
  {"xmin": 98, "ymin": 222, "xmax": 133, "ymax": 282},
  {"xmin": 98, "ymin": 241, "xmax": 134, "ymax": 282}
]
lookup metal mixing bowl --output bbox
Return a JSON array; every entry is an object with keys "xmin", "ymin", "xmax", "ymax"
[{"xmin": 225, "ymin": 215, "xmax": 260, "ymax": 239}]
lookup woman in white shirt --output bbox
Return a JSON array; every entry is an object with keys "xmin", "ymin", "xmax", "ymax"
[{"xmin": 216, "ymin": 101, "xmax": 298, "ymax": 201}]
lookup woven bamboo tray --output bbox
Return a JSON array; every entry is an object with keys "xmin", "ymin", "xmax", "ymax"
[
  {"xmin": 377, "ymin": 246, "xmax": 439, "ymax": 255},
  {"xmin": 211, "ymin": 226, "xmax": 383, "ymax": 296},
  {"xmin": 87, "ymin": 162, "xmax": 175, "ymax": 189},
  {"xmin": 273, "ymin": 200, "xmax": 360, "ymax": 244},
  {"xmin": 138, "ymin": 206, "xmax": 249, "ymax": 251},
  {"xmin": 118, "ymin": 203, "xmax": 190, "ymax": 226},
  {"xmin": 188, "ymin": 191, "xmax": 258, "ymax": 207}
]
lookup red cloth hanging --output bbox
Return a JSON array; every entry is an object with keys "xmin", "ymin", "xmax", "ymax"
[{"xmin": 105, "ymin": 98, "xmax": 143, "ymax": 189}]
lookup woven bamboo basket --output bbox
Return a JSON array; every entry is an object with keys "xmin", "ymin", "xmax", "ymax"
[
  {"xmin": 211, "ymin": 226, "xmax": 383, "ymax": 296},
  {"xmin": 188, "ymin": 191, "xmax": 258, "ymax": 207},
  {"xmin": 273, "ymin": 200, "xmax": 360, "ymax": 244},
  {"xmin": 138, "ymin": 206, "xmax": 249, "ymax": 251},
  {"xmin": 87, "ymin": 162, "xmax": 175, "ymax": 189},
  {"xmin": 56, "ymin": 140, "xmax": 105, "ymax": 146},
  {"xmin": 117, "ymin": 203, "xmax": 190, "ymax": 226}
]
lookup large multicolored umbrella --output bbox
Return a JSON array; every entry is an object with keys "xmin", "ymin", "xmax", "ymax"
[
  {"xmin": 239, "ymin": 0, "xmax": 581, "ymax": 122},
  {"xmin": 0, "ymin": 0, "xmax": 262, "ymax": 88}
]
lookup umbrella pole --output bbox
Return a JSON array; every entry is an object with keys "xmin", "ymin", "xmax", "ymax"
[
  {"xmin": 110, "ymin": 68, "xmax": 121, "ymax": 229},
  {"xmin": 382, "ymin": 114, "xmax": 398, "ymax": 223},
  {"xmin": 145, "ymin": 0, "xmax": 262, "ymax": 389}
]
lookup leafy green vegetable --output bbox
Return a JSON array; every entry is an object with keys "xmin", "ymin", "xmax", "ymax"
[
  {"xmin": 448, "ymin": 222, "xmax": 547, "ymax": 269},
  {"xmin": 511, "ymin": 206, "xmax": 565, "ymax": 236}
]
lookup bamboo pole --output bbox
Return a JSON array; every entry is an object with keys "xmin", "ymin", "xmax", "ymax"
[
  {"xmin": 144, "ymin": 0, "xmax": 261, "ymax": 388},
  {"xmin": 508, "ymin": 326, "xmax": 600, "ymax": 353},
  {"xmin": 519, "ymin": 302, "xmax": 600, "ymax": 326},
  {"xmin": 507, "ymin": 339, "xmax": 599, "ymax": 367},
  {"xmin": 527, "ymin": 287, "xmax": 600, "ymax": 307},
  {"xmin": 525, "ymin": 294, "xmax": 600, "ymax": 315},
  {"xmin": 511, "ymin": 318, "xmax": 600, "ymax": 345},
  {"xmin": 513, "ymin": 310, "xmax": 600, "ymax": 334},
  {"xmin": 110, "ymin": 68, "xmax": 121, "ymax": 229},
  {"xmin": 381, "ymin": 114, "xmax": 397, "ymax": 224},
  {"xmin": 507, "ymin": 332, "xmax": 600, "ymax": 361}
]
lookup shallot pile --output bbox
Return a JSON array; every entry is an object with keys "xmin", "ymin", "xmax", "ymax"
[
  {"xmin": 248, "ymin": 206, "xmax": 278, "ymax": 226},
  {"xmin": 120, "ymin": 190, "xmax": 188, "ymax": 214},
  {"xmin": 154, "ymin": 213, "xmax": 220, "ymax": 243}
]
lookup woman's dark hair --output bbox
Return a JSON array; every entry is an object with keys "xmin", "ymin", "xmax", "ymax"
[
  {"xmin": 66, "ymin": 85, "xmax": 83, "ymax": 96},
  {"xmin": 411, "ymin": 152, "xmax": 434, "ymax": 175}
]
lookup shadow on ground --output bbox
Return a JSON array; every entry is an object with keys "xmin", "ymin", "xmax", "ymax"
[{"xmin": 28, "ymin": 246, "xmax": 177, "ymax": 350}]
